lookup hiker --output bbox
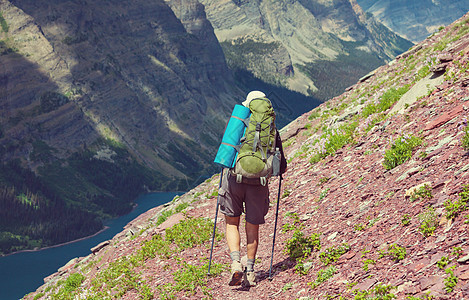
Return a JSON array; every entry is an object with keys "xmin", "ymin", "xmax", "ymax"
[{"xmin": 218, "ymin": 90, "xmax": 287, "ymax": 287}]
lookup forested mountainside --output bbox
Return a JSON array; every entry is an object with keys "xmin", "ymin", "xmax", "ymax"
[
  {"xmin": 0, "ymin": 0, "xmax": 241, "ymax": 255},
  {"xmin": 356, "ymin": 0, "xmax": 469, "ymax": 42},
  {"xmin": 198, "ymin": 0, "xmax": 413, "ymax": 99},
  {"xmin": 25, "ymin": 12, "xmax": 469, "ymax": 300}
]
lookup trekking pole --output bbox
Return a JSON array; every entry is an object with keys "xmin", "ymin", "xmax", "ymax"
[
  {"xmin": 269, "ymin": 175, "xmax": 282, "ymax": 280},
  {"xmin": 208, "ymin": 168, "xmax": 223, "ymax": 276}
]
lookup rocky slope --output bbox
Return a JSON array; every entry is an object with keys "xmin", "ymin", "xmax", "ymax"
[
  {"xmin": 356, "ymin": 0, "xmax": 469, "ymax": 42},
  {"xmin": 198, "ymin": 0, "xmax": 413, "ymax": 99},
  {"xmin": 24, "ymin": 12, "xmax": 469, "ymax": 300}
]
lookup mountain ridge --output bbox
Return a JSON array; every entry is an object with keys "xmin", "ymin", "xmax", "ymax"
[
  {"xmin": 198, "ymin": 0, "xmax": 413, "ymax": 98},
  {"xmin": 356, "ymin": 0, "xmax": 469, "ymax": 42}
]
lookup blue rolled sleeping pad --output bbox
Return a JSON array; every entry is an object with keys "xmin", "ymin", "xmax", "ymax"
[{"xmin": 214, "ymin": 104, "xmax": 251, "ymax": 168}]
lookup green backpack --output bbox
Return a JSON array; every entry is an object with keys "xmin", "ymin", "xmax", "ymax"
[{"xmin": 231, "ymin": 97, "xmax": 280, "ymax": 185}]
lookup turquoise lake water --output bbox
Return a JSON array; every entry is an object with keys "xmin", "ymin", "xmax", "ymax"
[{"xmin": 0, "ymin": 192, "xmax": 179, "ymax": 300}]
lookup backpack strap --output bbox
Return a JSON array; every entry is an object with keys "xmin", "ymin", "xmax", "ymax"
[
  {"xmin": 252, "ymin": 122, "xmax": 261, "ymax": 152},
  {"xmin": 231, "ymin": 115, "xmax": 249, "ymax": 127},
  {"xmin": 230, "ymin": 171, "xmax": 267, "ymax": 186},
  {"xmin": 221, "ymin": 142, "xmax": 242, "ymax": 152}
]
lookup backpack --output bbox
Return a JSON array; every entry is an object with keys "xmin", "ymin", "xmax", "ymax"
[{"xmin": 231, "ymin": 97, "xmax": 280, "ymax": 186}]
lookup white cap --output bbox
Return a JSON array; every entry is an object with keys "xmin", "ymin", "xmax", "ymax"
[{"xmin": 242, "ymin": 90, "xmax": 265, "ymax": 107}]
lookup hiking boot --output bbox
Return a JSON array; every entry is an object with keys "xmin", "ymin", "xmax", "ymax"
[
  {"xmin": 243, "ymin": 270, "xmax": 257, "ymax": 287},
  {"xmin": 228, "ymin": 261, "xmax": 243, "ymax": 286}
]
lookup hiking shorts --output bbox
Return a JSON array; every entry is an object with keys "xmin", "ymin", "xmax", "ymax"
[{"xmin": 218, "ymin": 169, "xmax": 270, "ymax": 225}]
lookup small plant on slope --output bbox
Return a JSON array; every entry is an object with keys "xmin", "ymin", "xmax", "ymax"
[
  {"xmin": 444, "ymin": 266, "xmax": 458, "ymax": 293},
  {"xmin": 157, "ymin": 259, "xmax": 225, "ymax": 299},
  {"xmin": 319, "ymin": 243, "xmax": 351, "ymax": 266},
  {"xmin": 401, "ymin": 214, "xmax": 411, "ymax": 226},
  {"xmin": 353, "ymin": 283, "xmax": 396, "ymax": 300},
  {"xmin": 379, "ymin": 244, "xmax": 407, "ymax": 262},
  {"xmin": 308, "ymin": 266, "xmax": 337, "ymax": 289},
  {"xmin": 409, "ymin": 184, "xmax": 433, "ymax": 202},
  {"xmin": 284, "ymin": 230, "xmax": 321, "ymax": 261},
  {"xmin": 383, "ymin": 134, "xmax": 422, "ymax": 170},
  {"xmin": 283, "ymin": 212, "xmax": 321, "ymax": 274},
  {"xmin": 418, "ymin": 207, "xmax": 439, "ymax": 237},
  {"xmin": 444, "ymin": 184, "xmax": 469, "ymax": 220},
  {"xmin": 309, "ymin": 122, "xmax": 357, "ymax": 164},
  {"xmin": 361, "ymin": 85, "xmax": 411, "ymax": 119},
  {"xmin": 50, "ymin": 273, "xmax": 86, "ymax": 299}
]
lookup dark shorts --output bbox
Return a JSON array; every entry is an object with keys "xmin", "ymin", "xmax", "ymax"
[{"xmin": 218, "ymin": 169, "xmax": 270, "ymax": 225}]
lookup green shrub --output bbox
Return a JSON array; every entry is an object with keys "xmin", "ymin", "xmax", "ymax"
[
  {"xmin": 90, "ymin": 256, "xmax": 150, "ymax": 299},
  {"xmin": 437, "ymin": 256, "xmax": 449, "ymax": 269},
  {"xmin": 158, "ymin": 259, "xmax": 225, "ymax": 299},
  {"xmin": 318, "ymin": 188, "xmax": 330, "ymax": 201},
  {"xmin": 51, "ymin": 273, "xmax": 86, "ymax": 299},
  {"xmin": 156, "ymin": 209, "xmax": 174, "ymax": 226},
  {"xmin": 353, "ymin": 283, "xmax": 396, "ymax": 299},
  {"xmin": 379, "ymin": 244, "xmax": 407, "ymax": 262},
  {"xmin": 362, "ymin": 259, "xmax": 376, "ymax": 271},
  {"xmin": 33, "ymin": 293, "xmax": 45, "ymax": 300},
  {"xmin": 354, "ymin": 223, "xmax": 366, "ymax": 232},
  {"xmin": 282, "ymin": 189, "xmax": 292, "ymax": 199},
  {"xmin": 139, "ymin": 233, "xmax": 173, "ymax": 260},
  {"xmin": 383, "ymin": 134, "xmax": 422, "ymax": 170},
  {"xmin": 401, "ymin": 214, "xmax": 411, "ymax": 226},
  {"xmin": 310, "ymin": 121, "xmax": 357, "ymax": 164},
  {"xmin": 410, "ymin": 184, "xmax": 433, "ymax": 202},
  {"xmin": 418, "ymin": 207, "xmax": 438, "ymax": 237},
  {"xmin": 308, "ymin": 266, "xmax": 337, "ymax": 289},
  {"xmin": 284, "ymin": 230, "xmax": 321, "ymax": 261},
  {"xmin": 319, "ymin": 243, "xmax": 350, "ymax": 266},
  {"xmin": 90, "ymin": 216, "xmax": 223, "ymax": 299},
  {"xmin": 444, "ymin": 266, "xmax": 458, "ymax": 293},
  {"xmin": 309, "ymin": 111, "xmax": 320, "ymax": 120},
  {"xmin": 175, "ymin": 202, "xmax": 189, "ymax": 213},
  {"xmin": 165, "ymin": 217, "xmax": 219, "ymax": 250},
  {"xmin": 361, "ymin": 85, "xmax": 410, "ymax": 119},
  {"xmin": 0, "ymin": 12, "xmax": 8, "ymax": 33},
  {"xmin": 452, "ymin": 246, "xmax": 463, "ymax": 259},
  {"xmin": 444, "ymin": 185, "xmax": 469, "ymax": 220},
  {"xmin": 282, "ymin": 212, "xmax": 301, "ymax": 232},
  {"xmin": 406, "ymin": 292, "xmax": 434, "ymax": 299}
]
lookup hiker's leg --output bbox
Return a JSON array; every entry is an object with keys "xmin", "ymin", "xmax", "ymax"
[
  {"xmin": 226, "ymin": 215, "xmax": 244, "ymax": 286},
  {"xmin": 244, "ymin": 221, "xmax": 259, "ymax": 286},
  {"xmin": 225, "ymin": 215, "xmax": 241, "ymax": 253},
  {"xmin": 245, "ymin": 221, "xmax": 259, "ymax": 260}
]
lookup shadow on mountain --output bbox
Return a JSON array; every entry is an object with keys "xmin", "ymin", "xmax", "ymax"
[{"xmin": 0, "ymin": 42, "xmax": 106, "ymax": 255}]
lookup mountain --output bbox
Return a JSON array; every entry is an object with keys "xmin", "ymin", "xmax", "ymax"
[
  {"xmin": 356, "ymin": 0, "xmax": 469, "ymax": 42},
  {"xmin": 197, "ymin": 0, "xmax": 413, "ymax": 99},
  {"xmin": 0, "ymin": 0, "xmax": 241, "ymax": 254},
  {"xmin": 24, "ymin": 12, "xmax": 469, "ymax": 300}
]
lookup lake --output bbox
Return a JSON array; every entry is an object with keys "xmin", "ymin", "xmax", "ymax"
[{"xmin": 0, "ymin": 192, "xmax": 179, "ymax": 300}]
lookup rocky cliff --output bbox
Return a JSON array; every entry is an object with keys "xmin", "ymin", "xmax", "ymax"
[
  {"xmin": 356, "ymin": 0, "xmax": 469, "ymax": 42},
  {"xmin": 24, "ymin": 12, "xmax": 469, "ymax": 300},
  {"xmin": 198, "ymin": 0, "xmax": 413, "ymax": 99},
  {"xmin": 0, "ymin": 0, "xmax": 239, "ymax": 254},
  {"xmin": 1, "ymin": 0, "xmax": 235, "ymax": 181}
]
